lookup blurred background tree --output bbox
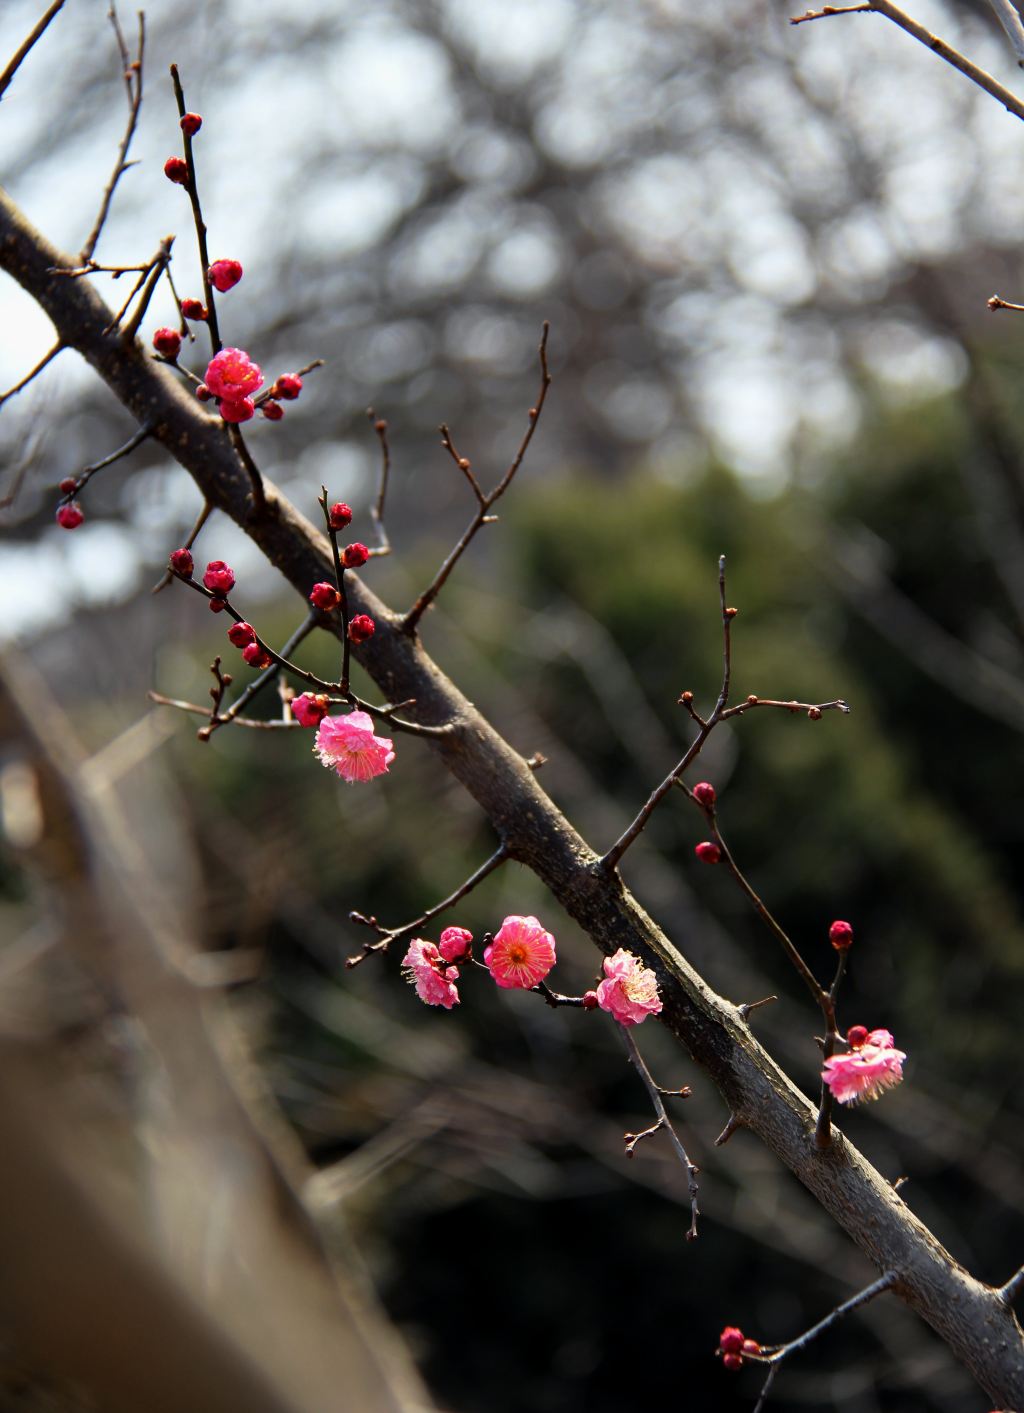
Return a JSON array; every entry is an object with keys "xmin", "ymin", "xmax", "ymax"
[{"xmin": 2, "ymin": 0, "xmax": 1024, "ymax": 1409}]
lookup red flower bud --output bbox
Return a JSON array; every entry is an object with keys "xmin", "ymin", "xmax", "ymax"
[
  {"xmin": 58, "ymin": 476, "xmax": 77, "ymax": 495},
  {"xmin": 348, "ymin": 613, "xmax": 375, "ymax": 643},
  {"xmin": 261, "ymin": 400, "xmax": 284, "ymax": 420},
  {"xmin": 722, "ymin": 1354, "xmax": 743, "ymax": 1372},
  {"xmin": 208, "ymin": 259, "xmax": 243, "ymax": 292},
  {"xmin": 309, "ymin": 581, "xmax": 341, "ymax": 611},
  {"xmin": 274, "ymin": 373, "xmax": 302, "ymax": 400},
  {"xmin": 582, "ymin": 990, "xmax": 599, "ymax": 1010},
  {"xmin": 227, "ymin": 621, "xmax": 256, "ymax": 648},
  {"xmin": 741, "ymin": 1340, "xmax": 761, "ymax": 1356},
  {"xmin": 208, "ymin": 596, "xmax": 227, "ymax": 613},
  {"xmin": 719, "ymin": 1328, "xmax": 744, "ymax": 1354},
  {"xmin": 179, "ymin": 112, "xmax": 203, "ymax": 137},
  {"xmin": 695, "ymin": 841, "xmax": 721, "ymax": 864},
  {"xmin": 56, "ymin": 502, "xmax": 84, "ymax": 530},
  {"xmin": 219, "ymin": 397, "xmax": 254, "ymax": 423},
  {"xmin": 291, "ymin": 692, "xmax": 330, "ymax": 727},
  {"xmin": 195, "ymin": 383, "xmax": 212, "ymax": 402},
  {"xmin": 180, "ymin": 297, "xmax": 207, "ymax": 321},
  {"xmin": 846, "ymin": 1025, "xmax": 869, "ymax": 1049},
  {"xmin": 163, "ymin": 156, "xmax": 188, "ymax": 185},
  {"xmin": 242, "ymin": 642, "xmax": 273, "ymax": 669},
  {"xmin": 692, "ymin": 781, "xmax": 716, "ymax": 807},
  {"xmin": 342, "ymin": 542, "xmax": 369, "ymax": 568},
  {"xmin": 203, "ymin": 560, "xmax": 235, "ymax": 595},
  {"xmin": 152, "ymin": 326, "xmax": 181, "ymax": 359},
  {"xmin": 829, "ymin": 919, "xmax": 853, "ymax": 950},
  {"xmin": 169, "ymin": 548, "xmax": 194, "ymax": 577},
  {"xmin": 329, "ymin": 502, "xmax": 353, "ymax": 530}
]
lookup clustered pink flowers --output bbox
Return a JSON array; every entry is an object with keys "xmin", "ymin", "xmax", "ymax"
[
  {"xmin": 204, "ymin": 347, "xmax": 264, "ymax": 423},
  {"xmin": 313, "ymin": 710, "xmax": 394, "ymax": 783},
  {"xmin": 718, "ymin": 1326, "xmax": 761, "ymax": 1372},
  {"xmin": 821, "ymin": 1026, "xmax": 906, "ymax": 1105}
]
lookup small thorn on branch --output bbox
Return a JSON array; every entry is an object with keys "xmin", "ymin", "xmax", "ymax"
[
  {"xmin": 738, "ymin": 994, "xmax": 778, "ymax": 1022},
  {"xmin": 714, "ymin": 1115, "xmax": 743, "ymax": 1147}
]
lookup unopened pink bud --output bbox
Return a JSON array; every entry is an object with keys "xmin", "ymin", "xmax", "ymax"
[
  {"xmin": 180, "ymin": 112, "xmax": 202, "ymax": 137},
  {"xmin": 719, "ymin": 1328, "xmax": 744, "ymax": 1354},
  {"xmin": 741, "ymin": 1340, "xmax": 761, "ymax": 1356},
  {"xmin": 195, "ymin": 383, "xmax": 212, "ymax": 402},
  {"xmin": 164, "ymin": 156, "xmax": 188, "ymax": 185},
  {"xmin": 220, "ymin": 397, "xmax": 255, "ymax": 423},
  {"xmin": 722, "ymin": 1354, "xmax": 743, "ymax": 1372},
  {"xmin": 208, "ymin": 596, "xmax": 227, "ymax": 613},
  {"xmin": 274, "ymin": 373, "xmax": 302, "ymax": 400},
  {"xmin": 692, "ymin": 781, "xmax": 716, "ymax": 807},
  {"xmin": 329, "ymin": 502, "xmax": 352, "ymax": 530},
  {"xmin": 261, "ymin": 400, "xmax": 284, "ymax": 421},
  {"xmin": 846, "ymin": 1025, "xmax": 869, "ymax": 1049},
  {"xmin": 291, "ymin": 692, "xmax": 330, "ymax": 727},
  {"xmin": 582, "ymin": 990, "xmax": 599, "ymax": 1010},
  {"xmin": 829, "ymin": 920, "xmax": 853, "ymax": 950},
  {"xmin": 208, "ymin": 259, "xmax": 243, "ymax": 293},
  {"xmin": 227, "ymin": 621, "xmax": 256, "ymax": 648},
  {"xmin": 438, "ymin": 927, "xmax": 473, "ymax": 962},
  {"xmin": 309, "ymin": 581, "xmax": 341, "ymax": 611},
  {"xmin": 180, "ymin": 297, "xmax": 207, "ymax": 321},
  {"xmin": 152, "ymin": 327, "xmax": 181, "ymax": 358},
  {"xmin": 695, "ymin": 841, "xmax": 721, "ymax": 864},
  {"xmin": 58, "ymin": 476, "xmax": 77, "ymax": 495},
  {"xmin": 56, "ymin": 502, "xmax": 84, "ymax": 530},
  {"xmin": 203, "ymin": 560, "xmax": 235, "ymax": 595},
  {"xmin": 242, "ymin": 642, "xmax": 273, "ymax": 669},
  {"xmin": 343, "ymin": 542, "xmax": 369, "ymax": 568},
  {"xmin": 169, "ymin": 547, "xmax": 194, "ymax": 577},
  {"xmin": 348, "ymin": 614, "xmax": 375, "ymax": 643}
]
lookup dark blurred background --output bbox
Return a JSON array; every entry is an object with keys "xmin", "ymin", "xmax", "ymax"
[{"xmin": 2, "ymin": 1, "xmax": 1024, "ymax": 1409}]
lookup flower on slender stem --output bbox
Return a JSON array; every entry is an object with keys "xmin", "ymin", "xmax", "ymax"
[
  {"xmin": 169, "ymin": 547, "xmax": 193, "ymax": 577},
  {"xmin": 274, "ymin": 373, "xmax": 303, "ymax": 400},
  {"xmin": 202, "ymin": 560, "xmax": 235, "ymax": 596},
  {"xmin": 343, "ymin": 542, "xmax": 369, "ymax": 569},
  {"xmin": 596, "ymin": 948, "xmax": 663, "ymax": 1026},
  {"xmin": 220, "ymin": 398, "xmax": 254, "ymax": 423},
  {"xmin": 401, "ymin": 938, "xmax": 460, "ymax": 1009},
  {"xmin": 484, "ymin": 915, "xmax": 556, "ymax": 989},
  {"xmin": 348, "ymin": 614, "xmax": 375, "ymax": 643},
  {"xmin": 164, "ymin": 156, "xmax": 188, "ymax": 185},
  {"xmin": 227, "ymin": 621, "xmax": 256, "ymax": 648},
  {"xmin": 829, "ymin": 919, "xmax": 853, "ymax": 950},
  {"xmin": 152, "ymin": 327, "xmax": 181, "ymax": 359},
  {"xmin": 313, "ymin": 710, "xmax": 394, "ymax": 782},
  {"xmin": 56, "ymin": 502, "xmax": 84, "ymax": 530},
  {"xmin": 181, "ymin": 297, "xmax": 207, "ymax": 321},
  {"xmin": 204, "ymin": 347, "xmax": 263, "ymax": 403},
  {"xmin": 822, "ymin": 1028, "xmax": 906, "ymax": 1105}
]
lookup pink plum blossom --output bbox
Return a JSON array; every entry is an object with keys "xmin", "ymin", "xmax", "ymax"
[
  {"xmin": 596, "ymin": 948, "xmax": 663, "ymax": 1026},
  {"xmin": 204, "ymin": 347, "xmax": 263, "ymax": 402},
  {"xmin": 438, "ymin": 926, "xmax": 473, "ymax": 962},
  {"xmin": 313, "ymin": 710, "xmax": 394, "ymax": 782},
  {"xmin": 484, "ymin": 915, "xmax": 556, "ymax": 989},
  {"xmin": 822, "ymin": 1028, "xmax": 906, "ymax": 1105},
  {"xmin": 208, "ymin": 258, "xmax": 243, "ymax": 292},
  {"xmin": 401, "ymin": 938, "xmax": 460, "ymax": 1009}
]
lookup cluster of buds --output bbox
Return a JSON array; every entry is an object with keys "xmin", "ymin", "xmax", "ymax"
[
  {"xmin": 56, "ymin": 474, "xmax": 84, "ymax": 529},
  {"xmin": 718, "ymin": 1326, "xmax": 761, "ymax": 1371}
]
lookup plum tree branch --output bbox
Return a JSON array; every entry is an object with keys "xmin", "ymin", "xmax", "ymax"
[{"xmin": 1, "ymin": 186, "xmax": 1022, "ymax": 1407}]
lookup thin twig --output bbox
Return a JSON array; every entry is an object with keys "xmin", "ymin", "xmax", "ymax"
[
  {"xmin": 346, "ymin": 844, "xmax": 509, "ymax": 968},
  {"xmin": 402, "ymin": 323, "xmax": 551, "ymax": 634},
  {"xmin": 318, "ymin": 486, "xmax": 350, "ymax": 690},
  {"xmin": 791, "ymin": 1, "xmax": 1024, "ymax": 125},
  {"xmin": 0, "ymin": 341, "xmax": 64, "ymax": 413},
  {"xmin": 618, "ymin": 1025, "xmax": 700, "ymax": 1240},
  {"xmin": 119, "ymin": 236, "xmax": 174, "ymax": 343},
  {"xmin": 0, "ymin": 0, "xmax": 68, "ymax": 102},
  {"xmin": 988, "ymin": 294, "xmax": 1024, "ymax": 312},
  {"xmin": 151, "ymin": 499, "xmax": 214, "ymax": 592},
  {"xmin": 601, "ymin": 556, "xmax": 732, "ymax": 871},
  {"xmin": 985, "ymin": 0, "xmax": 1024, "ymax": 67},
  {"xmin": 367, "ymin": 409, "xmax": 392, "ymax": 555},
  {"xmin": 169, "ymin": 63, "xmax": 221, "ymax": 355},
  {"xmin": 197, "ymin": 613, "xmax": 318, "ymax": 740},
  {"xmin": 749, "ymin": 1272, "xmax": 898, "ymax": 1413},
  {"xmin": 228, "ymin": 425, "xmax": 265, "ymax": 514},
  {"xmin": 80, "ymin": 6, "xmax": 145, "ymax": 263},
  {"xmin": 59, "ymin": 421, "xmax": 153, "ymax": 503},
  {"xmin": 720, "ymin": 696, "xmax": 850, "ymax": 721}
]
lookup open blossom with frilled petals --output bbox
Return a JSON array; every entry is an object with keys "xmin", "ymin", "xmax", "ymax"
[
  {"xmin": 204, "ymin": 347, "xmax": 263, "ymax": 403},
  {"xmin": 313, "ymin": 710, "xmax": 394, "ymax": 782},
  {"xmin": 596, "ymin": 949, "xmax": 663, "ymax": 1026},
  {"xmin": 484, "ymin": 915, "xmax": 556, "ymax": 989},
  {"xmin": 822, "ymin": 1029, "xmax": 906, "ymax": 1105},
  {"xmin": 402, "ymin": 938, "xmax": 460, "ymax": 1009}
]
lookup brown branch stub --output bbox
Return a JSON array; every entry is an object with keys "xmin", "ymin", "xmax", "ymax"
[
  {"xmin": 988, "ymin": 294, "xmax": 1024, "ymax": 312},
  {"xmin": 366, "ymin": 408, "xmax": 392, "ymax": 555},
  {"xmin": 737, "ymin": 994, "xmax": 778, "ymax": 1023},
  {"xmin": 401, "ymin": 322, "xmax": 551, "ymax": 634},
  {"xmin": 790, "ymin": 4, "xmax": 872, "ymax": 23}
]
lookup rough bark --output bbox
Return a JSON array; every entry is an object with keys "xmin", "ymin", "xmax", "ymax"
[{"xmin": 2, "ymin": 184, "xmax": 1022, "ymax": 1406}]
